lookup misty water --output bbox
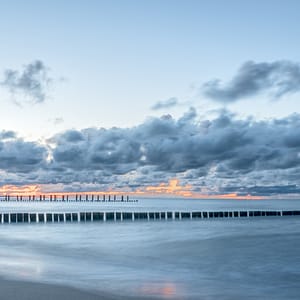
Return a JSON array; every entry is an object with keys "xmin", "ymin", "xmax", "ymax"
[{"xmin": 0, "ymin": 198, "xmax": 300, "ymax": 299}]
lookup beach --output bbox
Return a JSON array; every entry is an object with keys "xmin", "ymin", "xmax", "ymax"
[
  {"xmin": 0, "ymin": 199, "xmax": 300, "ymax": 299},
  {"xmin": 0, "ymin": 278, "xmax": 168, "ymax": 300},
  {"xmin": 0, "ymin": 278, "xmax": 150, "ymax": 300},
  {"xmin": 0, "ymin": 278, "xmax": 109, "ymax": 300}
]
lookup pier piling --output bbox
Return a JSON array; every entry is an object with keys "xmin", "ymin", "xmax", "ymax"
[{"xmin": 0, "ymin": 209, "xmax": 299, "ymax": 225}]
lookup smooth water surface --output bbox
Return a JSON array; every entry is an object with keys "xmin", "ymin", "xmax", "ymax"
[
  {"xmin": 0, "ymin": 198, "xmax": 299, "ymax": 299},
  {"xmin": 1, "ymin": 197, "xmax": 300, "ymax": 212}
]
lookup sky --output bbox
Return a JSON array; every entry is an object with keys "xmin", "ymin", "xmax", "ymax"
[{"xmin": 0, "ymin": 0, "xmax": 300, "ymax": 198}]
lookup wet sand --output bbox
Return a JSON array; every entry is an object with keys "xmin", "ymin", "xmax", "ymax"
[
  {"xmin": 0, "ymin": 278, "xmax": 123, "ymax": 300},
  {"xmin": 0, "ymin": 278, "xmax": 163, "ymax": 300}
]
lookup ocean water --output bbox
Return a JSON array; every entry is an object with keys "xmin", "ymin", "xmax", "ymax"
[{"xmin": 0, "ymin": 198, "xmax": 300, "ymax": 299}]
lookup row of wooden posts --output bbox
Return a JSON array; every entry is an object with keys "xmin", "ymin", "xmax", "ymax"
[
  {"xmin": 0, "ymin": 210, "xmax": 299, "ymax": 224},
  {"xmin": 0, "ymin": 194, "xmax": 136, "ymax": 202}
]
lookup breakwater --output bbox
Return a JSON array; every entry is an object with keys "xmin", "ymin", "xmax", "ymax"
[
  {"xmin": 0, "ymin": 210, "xmax": 299, "ymax": 224},
  {"xmin": 0, "ymin": 194, "xmax": 136, "ymax": 202}
]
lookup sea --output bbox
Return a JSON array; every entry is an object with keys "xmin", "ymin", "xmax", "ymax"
[{"xmin": 0, "ymin": 198, "xmax": 300, "ymax": 299}]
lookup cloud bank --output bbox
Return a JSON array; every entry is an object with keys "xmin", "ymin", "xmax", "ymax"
[
  {"xmin": 1, "ymin": 60, "xmax": 52, "ymax": 104},
  {"xmin": 203, "ymin": 60, "xmax": 300, "ymax": 102},
  {"xmin": 151, "ymin": 97, "xmax": 179, "ymax": 110},
  {"xmin": 1, "ymin": 110, "xmax": 300, "ymax": 197}
]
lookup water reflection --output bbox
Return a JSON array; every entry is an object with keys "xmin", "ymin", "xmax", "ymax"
[
  {"xmin": 0, "ymin": 209, "xmax": 299, "ymax": 299},
  {"xmin": 140, "ymin": 282, "xmax": 180, "ymax": 298},
  {"xmin": 0, "ymin": 256, "xmax": 43, "ymax": 280}
]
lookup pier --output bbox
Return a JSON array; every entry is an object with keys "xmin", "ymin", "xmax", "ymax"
[{"xmin": 0, "ymin": 210, "xmax": 299, "ymax": 224}]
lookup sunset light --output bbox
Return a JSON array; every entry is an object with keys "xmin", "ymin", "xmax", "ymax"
[
  {"xmin": 0, "ymin": 180, "xmax": 263, "ymax": 200},
  {"xmin": 0, "ymin": 2, "xmax": 299, "ymax": 300}
]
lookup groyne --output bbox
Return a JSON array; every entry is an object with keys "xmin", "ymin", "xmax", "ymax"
[
  {"xmin": 0, "ymin": 210, "xmax": 299, "ymax": 224},
  {"xmin": 0, "ymin": 194, "xmax": 137, "ymax": 203}
]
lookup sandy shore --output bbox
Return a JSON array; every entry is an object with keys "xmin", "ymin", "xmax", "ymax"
[
  {"xmin": 0, "ymin": 278, "xmax": 126, "ymax": 300},
  {"xmin": 0, "ymin": 278, "xmax": 164, "ymax": 300}
]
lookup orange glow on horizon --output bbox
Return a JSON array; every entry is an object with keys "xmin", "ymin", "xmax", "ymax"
[
  {"xmin": 0, "ymin": 185, "xmax": 42, "ymax": 196},
  {"xmin": 140, "ymin": 180, "xmax": 263, "ymax": 199},
  {"xmin": 140, "ymin": 282, "xmax": 177, "ymax": 298},
  {"xmin": 143, "ymin": 179, "xmax": 193, "ymax": 197},
  {"xmin": 0, "ymin": 180, "xmax": 264, "ymax": 200}
]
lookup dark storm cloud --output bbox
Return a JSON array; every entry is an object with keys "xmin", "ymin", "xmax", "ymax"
[
  {"xmin": 220, "ymin": 185, "xmax": 300, "ymax": 196},
  {"xmin": 1, "ymin": 110, "xmax": 300, "ymax": 195},
  {"xmin": 1, "ymin": 60, "xmax": 52, "ymax": 104},
  {"xmin": 50, "ymin": 127, "xmax": 142, "ymax": 175},
  {"xmin": 151, "ymin": 97, "xmax": 179, "ymax": 110},
  {"xmin": 0, "ymin": 137, "xmax": 47, "ymax": 173},
  {"xmin": 136, "ymin": 112, "xmax": 250, "ymax": 173},
  {"xmin": 48, "ymin": 110, "xmax": 300, "ymax": 181},
  {"xmin": 203, "ymin": 60, "xmax": 300, "ymax": 102}
]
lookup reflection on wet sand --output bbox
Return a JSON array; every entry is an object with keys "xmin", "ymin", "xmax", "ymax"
[
  {"xmin": 0, "ymin": 256, "xmax": 43, "ymax": 280},
  {"xmin": 140, "ymin": 282, "xmax": 179, "ymax": 298}
]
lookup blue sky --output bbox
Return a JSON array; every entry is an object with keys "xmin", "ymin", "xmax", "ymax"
[
  {"xmin": 0, "ymin": 0, "xmax": 300, "ymax": 196},
  {"xmin": 0, "ymin": 0, "xmax": 300, "ymax": 136}
]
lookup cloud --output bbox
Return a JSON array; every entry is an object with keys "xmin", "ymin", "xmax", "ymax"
[
  {"xmin": 0, "ymin": 130, "xmax": 16, "ymax": 140},
  {"xmin": 219, "ymin": 184, "xmax": 300, "ymax": 196},
  {"xmin": 151, "ymin": 97, "xmax": 179, "ymax": 110},
  {"xmin": 1, "ymin": 110, "xmax": 300, "ymax": 196},
  {"xmin": 1, "ymin": 60, "xmax": 52, "ymax": 104},
  {"xmin": 0, "ymin": 135, "xmax": 46, "ymax": 174},
  {"xmin": 43, "ymin": 111, "xmax": 300, "ymax": 194},
  {"xmin": 203, "ymin": 60, "xmax": 300, "ymax": 102}
]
